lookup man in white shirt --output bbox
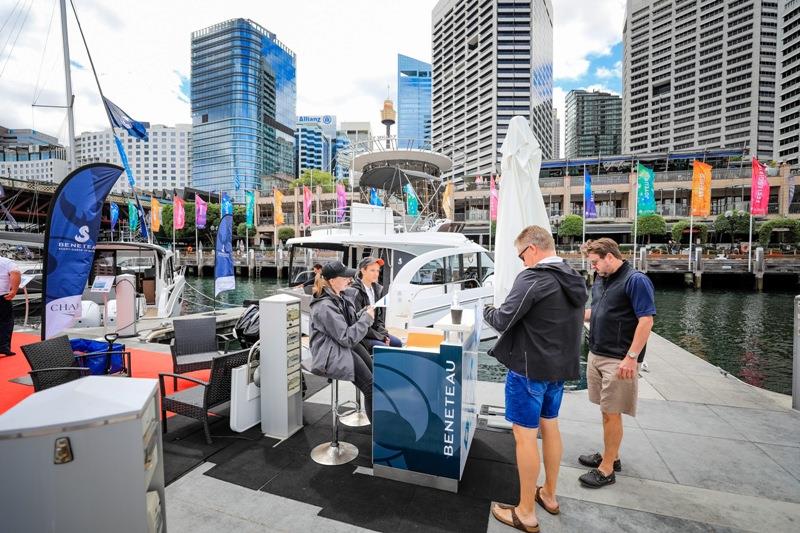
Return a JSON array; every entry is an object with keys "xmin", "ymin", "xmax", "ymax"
[{"xmin": 0, "ymin": 256, "xmax": 21, "ymax": 356}]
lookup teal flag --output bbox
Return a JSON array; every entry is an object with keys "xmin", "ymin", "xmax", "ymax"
[
  {"xmin": 127, "ymin": 200, "xmax": 138, "ymax": 231},
  {"xmin": 637, "ymin": 163, "xmax": 656, "ymax": 215},
  {"xmin": 245, "ymin": 190, "xmax": 255, "ymax": 228},
  {"xmin": 404, "ymin": 182, "xmax": 419, "ymax": 216}
]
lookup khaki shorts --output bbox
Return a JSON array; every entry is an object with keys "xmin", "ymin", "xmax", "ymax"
[{"xmin": 587, "ymin": 352, "xmax": 640, "ymax": 417}]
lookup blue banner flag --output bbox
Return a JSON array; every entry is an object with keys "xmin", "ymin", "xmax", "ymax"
[
  {"xmin": 113, "ymin": 136, "xmax": 136, "ymax": 187},
  {"xmin": 214, "ymin": 213, "xmax": 235, "ymax": 296},
  {"xmin": 245, "ymin": 190, "xmax": 255, "ymax": 228},
  {"xmin": 369, "ymin": 187, "xmax": 383, "ymax": 207},
  {"xmin": 637, "ymin": 163, "xmax": 656, "ymax": 215},
  {"xmin": 42, "ymin": 163, "xmax": 124, "ymax": 339},
  {"xmin": 103, "ymin": 97, "xmax": 148, "ymax": 141},
  {"xmin": 404, "ymin": 182, "xmax": 419, "ymax": 216},
  {"xmin": 584, "ymin": 168, "xmax": 597, "ymax": 219},
  {"xmin": 110, "ymin": 203, "xmax": 119, "ymax": 230},
  {"xmin": 221, "ymin": 192, "xmax": 233, "ymax": 215}
]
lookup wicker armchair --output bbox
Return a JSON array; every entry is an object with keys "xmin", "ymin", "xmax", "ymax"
[
  {"xmin": 169, "ymin": 316, "xmax": 235, "ymax": 390},
  {"xmin": 21, "ymin": 335, "xmax": 131, "ymax": 392},
  {"xmin": 159, "ymin": 348, "xmax": 249, "ymax": 444}
]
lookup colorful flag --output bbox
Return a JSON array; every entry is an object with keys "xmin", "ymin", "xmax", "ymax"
[
  {"xmin": 750, "ymin": 158, "xmax": 771, "ymax": 216},
  {"xmin": 788, "ymin": 174, "xmax": 796, "ymax": 209},
  {"xmin": 336, "ymin": 183, "xmax": 347, "ymax": 222},
  {"xmin": 128, "ymin": 200, "xmax": 138, "ymax": 231},
  {"xmin": 274, "ymin": 188, "xmax": 285, "ymax": 225},
  {"xmin": 490, "ymin": 174, "xmax": 498, "ymax": 221},
  {"xmin": 442, "ymin": 180, "xmax": 454, "ymax": 220},
  {"xmin": 42, "ymin": 164, "xmax": 124, "ymax": 338},
  {"xmin": 637, "ymin": 163, "xmax": 656, "ymax": 215},
  {"xmin": 369, "ymin": 187, "xmax": 383, "ymax": 207},
  {"xmin": 195, "ymin": 194, "xmax": 207, "ymax": 229},
  {"xmin": 214, "ymin": 214, "xmax": 235, "ymax": 296},
  {"xmin": 245, "ymin": 190, "xmax": 255, "ymax": 228},
  {"xmin": 103, "ymin": 97, "xmax": 148, "ymax": 140},
  {"xmin": 221, "ymin": 192, "xmax": 233, "ymax": 216},
  {"xmin": 583, "ymin": 168, "xmax": 597, "ymax": 219},
  {"xmin": 302, "ymin": 186, "xmax": 312, "ymax": 226},
  {"xmin": 404, "ymin": 182, "xmax": 419, "ymax": 217},
  {"xmin": 174, "ymin": 196, "xmax": 185, "ymax": 230},
  {"xmin": 150, "ymin": 197, "xmax": 161, "ymax": 232},
  {"xmin": 691, "ymin": 160, "xmax": 713, "ymax": 217},
  {"xmin": 110, "ymin": 203, "xmax": 119, "ymax": 230}
]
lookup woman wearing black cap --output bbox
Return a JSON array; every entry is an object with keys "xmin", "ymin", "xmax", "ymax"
[
  {"xmin": 309, "ymin": 261, "xmax": 375, "ymax": 421},
  {"xmin": 344, "ymin": 256, "xmax": 403, "ymax": 351}
]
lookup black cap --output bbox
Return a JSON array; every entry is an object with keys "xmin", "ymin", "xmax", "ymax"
[{"xmin": 321, "ymin": 261, "xmax": 357, "ymax": 280}]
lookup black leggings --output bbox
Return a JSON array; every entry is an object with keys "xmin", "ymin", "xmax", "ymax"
[{"xmin": 351, "ymin": 343, "xmax": 373, "ymax": 421}]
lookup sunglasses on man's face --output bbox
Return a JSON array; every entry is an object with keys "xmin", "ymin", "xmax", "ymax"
[{"xmin": 518, "ymin": 245, "xmax": 530, "ymax": 261}]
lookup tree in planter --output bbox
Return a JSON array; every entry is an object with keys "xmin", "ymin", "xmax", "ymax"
[
  {"xmin": 757, "ymin": 217, "xmax": 800, "ymax": 247},
  {"xmin": 671, "ymin": 220, "xmax": 708, "ymax": 244},
  {"xmin": 557, "ymin": 214, "xmax": 583, "ymax": 246},
  {"xmin": 278, "ymin": 226, "xmax": 295, "ymax": 244},
  {"xmin": 713, "ymin": 210, "xmax": 749, "ymax": 244},
  {"xmin": 635, "ymin": 214, "xmax": 666, "ymax": 244},
  {"xmin": 290, "ymin": 170, "xmax": 340, "ymax": 193}
]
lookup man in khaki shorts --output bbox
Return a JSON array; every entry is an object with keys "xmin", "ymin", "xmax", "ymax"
[{"xmin": 579, "ymin": 238, "xmax": 655, "ymax": 488}]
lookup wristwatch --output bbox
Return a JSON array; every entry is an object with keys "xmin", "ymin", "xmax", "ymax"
[{"xmin": 626, "ymin": 351, "xmax": 638, "ymax": 359}]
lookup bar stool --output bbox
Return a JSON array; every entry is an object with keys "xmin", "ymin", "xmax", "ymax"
[
  {"xmin": 310, "ymin": 379, "xmax": 359, "ymax": 465},
  {"xmin": 339, "ymin": 386, "xmax": 370, "ymax": 427}
]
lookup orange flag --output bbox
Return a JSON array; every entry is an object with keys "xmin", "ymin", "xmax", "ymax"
[
  {"xmin": 690, "ymin": 160, "xmax": 712, "ymax": 217},
  {"xmin": 273, "ymin": 188, "xmax": 285, "ymax": 225},
  {"xmin": 150, "ymin": 197, "xmax": 161, "ymax": 232}
]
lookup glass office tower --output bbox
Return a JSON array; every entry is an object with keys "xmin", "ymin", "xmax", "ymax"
[
  {"xmin": 191, "ymin": 19, "xmax": 296, "ymax": 200},
  {"xmin": 397, "ymin": 54, "xmax": 432, "ymax": 150}
]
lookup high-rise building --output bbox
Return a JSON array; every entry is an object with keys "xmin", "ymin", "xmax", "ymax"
[
  {"xmin": 0, "ymin": 125, "xmax": 69, "ymax": 183},
  {"xmin": 397, "ymin": 54, "xmax": 432, "ymax": 149},
  {"xmin": 74, "ymin": 124, "xmax": 191, "ymax": 194},
  {"xmin": 0, "ymin": 127, "xmax": 60, "ymax": 148},
  {"xmin": 622, "ymin": 0, "xmax": 780, "ymax": 158},
  {"xmin": 338, "ymin": 122, "xmax": 372, "ymax": 149},
  {"xmin": 564, "ymin": 90, "xmax": 622, "ymax": 158},
  {"xmin": 295, "ymin": 119, "xmax": 334, "ymax": 175},
  {"xmin": 432, "ymin": 0, "xmax": 554, "ymax": 183},
  {"xmin": 191, "ymin": 19, "xmax": 296, "ymax": 200},
  {"xmin": 552, "ymin": 108, "xmax": 560, "ymax": 159},
  {"xmin": 332, "ymin": 135, "xmax": 351, "ymax": 179},
  {"xmin": 776, "ymin": 0, "xmax": 800, "ymax": 165}
]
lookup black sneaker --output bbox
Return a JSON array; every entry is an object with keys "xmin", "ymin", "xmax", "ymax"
[
  {"xmin": 578, "ymin": 452, "xmax": 621, "ymax": 472},
  {"xmin": 579, "ymin": 468, "xmax": 616, "ymax": 488}
]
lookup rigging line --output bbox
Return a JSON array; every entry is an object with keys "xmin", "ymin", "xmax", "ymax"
[
  {"xmin": 0, "ymin": 0, "xmax": 22, "ymax": 45},
  {"xmin": 32, "ymin": 0, "xmax": 58, "ymax": 105},
  {"xmin": 0, "ymin": 0, "xmax": 33, "ymax": 81}
]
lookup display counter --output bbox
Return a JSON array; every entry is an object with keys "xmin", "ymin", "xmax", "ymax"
[{"xmin": 372, "ymin": 307, "xmax": 480, "ymax": 493}]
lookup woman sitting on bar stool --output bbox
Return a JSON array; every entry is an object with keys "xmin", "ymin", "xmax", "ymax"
[
  {"xmin": 344, "ymin": 256, "xmax": 403, "ymax": 352},
  {"xmin": 309, "ymin": 261, "xmax": 375, "ymax": 422}
]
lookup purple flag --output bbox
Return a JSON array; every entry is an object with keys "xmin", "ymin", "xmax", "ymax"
[
  {"xmin": 584, "ymin": 167, "xmax": 597, "ymax": 219},
  {"xmin": 336, "ymin": 183, "xmax": 347, "ymax": 222},
  {"xmin": 195, "ymin": 194, "xmax": 207, "ymax": 229}
]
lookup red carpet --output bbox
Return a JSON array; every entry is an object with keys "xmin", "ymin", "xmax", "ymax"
[{"xmin": 0, "ymin": 332, "xmax": 209, "ymax": 415}]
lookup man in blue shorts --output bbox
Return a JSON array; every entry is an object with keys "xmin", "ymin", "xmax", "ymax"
[{"xmin": 484, "ymin": 225, "xmax": 588, "ymax": 532}]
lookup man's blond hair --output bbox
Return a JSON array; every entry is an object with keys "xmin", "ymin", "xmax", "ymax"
[
  {"xmin": 514, "ymin": 225, "xmax": 555, "ymax": 251},
  {"xmin": 582, "ymin": 238, "xmax": 622, "ymax": 259}
]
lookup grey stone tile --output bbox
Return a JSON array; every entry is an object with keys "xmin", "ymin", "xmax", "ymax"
[
  {"xmin": 644, "ymin": 429, "xmax": 800, "ymax": 503},
  {"xmin": 166, "ymin": 498, "xmax": 271, "ymax": 533},
  {"xmin": 558, "ymin": 419, "xmax": 675, "ymax": 483},
  {"xmin": 487, "ymin": 495, "xmax": 744, "ymax": 533},
  {"xmin": 755, "ymin": 442, "xmax": 800, "ymax": 482},
  {"xmin": 709, "ymin": 405, "xmax": 800, "ymax": 447},
  {"xmin": 558, "ymin": 391, "xmax": 640, "ymax": 429},
  {"xmin": 636, "ymin": 399, "xmax": 742, "ymax": 440}
]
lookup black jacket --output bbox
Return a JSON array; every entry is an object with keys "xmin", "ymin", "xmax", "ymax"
[
  {"xmin": 343, "ymin": 279, "xmax": 388, "ymax": 341},
  {"xmin": 484, "ymin": 259, "xmax": 588, "ymax": 381}
]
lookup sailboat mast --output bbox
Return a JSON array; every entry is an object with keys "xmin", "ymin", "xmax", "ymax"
[{"xmin": 59, "ymin": 0, "xmax": 76, "ymax": 170}]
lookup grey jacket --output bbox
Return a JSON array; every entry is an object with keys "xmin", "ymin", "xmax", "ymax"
[{"xmin": 309, "ymin": 287, "xmax": 374, "ymax": 381}]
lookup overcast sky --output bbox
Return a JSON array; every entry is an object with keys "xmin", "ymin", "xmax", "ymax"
[{"xmin": 0, "ymin": 0, "xmax": 625, "ymax": 155}]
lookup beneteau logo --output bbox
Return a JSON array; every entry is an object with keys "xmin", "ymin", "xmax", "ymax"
[{"xmin": 75, "ymin": 226, "xmax": 90, "ymax": 243}]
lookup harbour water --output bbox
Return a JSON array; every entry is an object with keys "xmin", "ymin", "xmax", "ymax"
[{"xmin": 184, "ymin": 277, "xmax": 795, "ymax": 395}]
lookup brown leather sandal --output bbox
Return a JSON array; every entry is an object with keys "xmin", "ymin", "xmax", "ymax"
[
  {"xmin": 535, "ymin": 486, "xmax": 560, "ymax": 515},
  {"xmin": 491, "ymin": 503, "xmax": 541, "ymax": 533}
]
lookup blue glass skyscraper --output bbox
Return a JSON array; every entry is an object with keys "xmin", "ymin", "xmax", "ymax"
[
  {"xmin": 397, "ymin": 54, "xmax": 432, "ymax": 150},
  {"xmin": 191, "ymin": 19, "xmax": 296, "ymax": 201}
]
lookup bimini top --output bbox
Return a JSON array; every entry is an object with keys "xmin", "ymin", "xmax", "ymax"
[
  {"xmin": 287, "ymin": 231, "xmax": 483, "ymax": 255},
  {"xmin": 358, "ymin": 167, "xmax": 441, "ymax": 194}
]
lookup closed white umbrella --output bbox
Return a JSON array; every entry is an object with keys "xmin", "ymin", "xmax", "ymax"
[{"xmin": 493, "ymin": 116, "xmax": 550, "ymax": 306}]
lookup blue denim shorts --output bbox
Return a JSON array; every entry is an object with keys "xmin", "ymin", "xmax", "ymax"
[{"xmin": 505, "ymin": 371, "xmax": 565, "ymax": 429}]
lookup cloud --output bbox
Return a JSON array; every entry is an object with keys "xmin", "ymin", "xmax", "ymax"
[
  {"xmin": 552, "ymin": 0, "xmax": 626, "ymax": 80},
  {"xmin": 595, "ymin": 60, "xmax": 622, "ymax": 79},
  {"xmin": 70, "ymin": 60, "xmax": 85, "ymax": 70}
]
